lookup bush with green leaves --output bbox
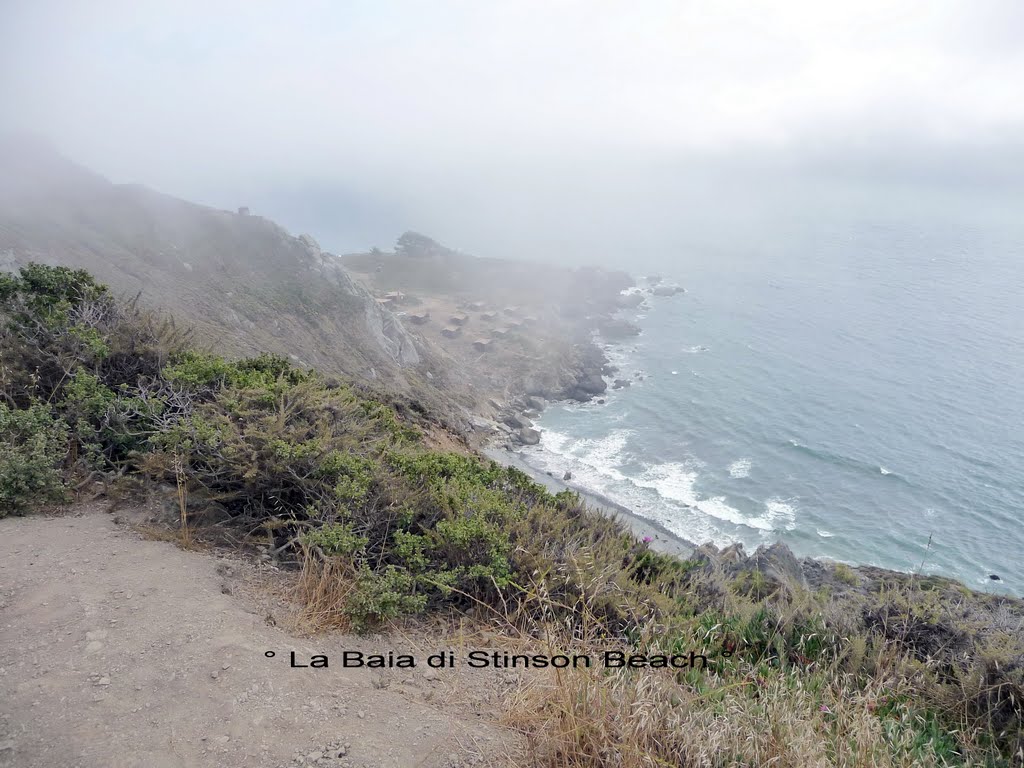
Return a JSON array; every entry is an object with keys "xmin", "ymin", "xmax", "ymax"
[
  {"xmin": 0, "ymin": 402, "xmax": 69, "ymax": 516},
  {"xmin": 1, "ymin": 263, "xmax": 190, "ymax": 468}
]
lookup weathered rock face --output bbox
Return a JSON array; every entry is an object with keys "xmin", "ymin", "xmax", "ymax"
[
  {"xmin": 735, "ymin": 542, "xmax": 809, "ymax": 592},
  {"xmin": 518, "ymin": 427, "xmax": 541, "ymax": 445},
  {"xmin": 525, "ymin": 395, "xmax": 547, "ymax": 411},
  {"xmin": 689, "ymin": 540, "xmax": 810, "ymax": 597},
  {"xmin": 502, "ymin": 413, "xmax": 534, "ymax": 430},
  {"xmin": 597, "ymin": 317, "xmax": 642, "ymax": 339},
  {"xmin": 576, "ymin": 373, "xmax": 608, "ymax": 396},
  {"xmin": 298, "ymin": 233, "xmax": 322, "ymax": 256},
  {"xmin": 719, "ymin": 542, "xmax": 747, "ymax": 566},
  {"xmin": 304, "ymin": 243, "xmax": 420, "ymax": 367}
]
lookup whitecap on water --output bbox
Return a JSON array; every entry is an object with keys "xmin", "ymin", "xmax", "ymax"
[
  {"xmin": 817, "ymin": 529, "xmax": 835, "ymax": 538},
  {"xmin": 880, "ymin": 466, "xmax": 892, "ymax": 475},
  {"xmin": 634, "ymin": 463, "xmax": 768, "ymax": 531},
  {"xmin": 728, "ymin": 458, "xmax": 752, "ymax": 479},
  {"xmin": 536, "ymin": 427, "xmax": 572, "ymax": 455},
  {"xmin": 635, "ymin": 462, "xmax": 699, "ymax": 506},
  {"xmin": 748, "ymin": 498, "xmax": 798, "ymax": 532},
  {"xmin": 529, "ymin": 428, "xmax": 633, "ymax": 485}
]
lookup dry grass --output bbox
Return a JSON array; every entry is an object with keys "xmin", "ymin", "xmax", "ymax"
[
  {"xmin": 293, "ymin": 552, "xmax": 359, "ymax": 633},
  {"xmin": 483, "ymin": 566, "xmax": 1024, "ymax": 768},
  {"xmin": 282, "ymin": 528, "xmax": 1023, "ymax": 767},
  {"xmin": 501, "ymin": 626, "xmax": 956, "ymax": 767},
  {"xmin": 277, "ymin": 538, "xmax": 1024, "ymax": 767},
  {"xmin": 173, "ymin": 453, "xmax": 190, "ymax": 546}
]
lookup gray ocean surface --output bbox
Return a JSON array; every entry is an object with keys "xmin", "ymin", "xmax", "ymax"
[{"xmin": 517, "ymin": 185, "xmax": 1024, "ymax": 594}]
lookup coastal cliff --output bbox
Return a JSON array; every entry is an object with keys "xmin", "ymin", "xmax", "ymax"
[
  {"xmin": 0, "ymin": 139, "xmax": 423, "ymax": 386},
  {"xmin": 1, "ymin": 149, "xmax": 1021, "ymax": 766}
]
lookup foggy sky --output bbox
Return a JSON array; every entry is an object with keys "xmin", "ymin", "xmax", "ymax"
[{"xmin": 2, "ymin": 1, "xmax": 1022, "ymax": 261}]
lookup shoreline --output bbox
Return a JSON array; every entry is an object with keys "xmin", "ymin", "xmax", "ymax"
[
  {"xmin": 483, "ymin": 444, "xmax": 1021, "ymax": 598},
  {"xmin": 482, "ymin": 445, "xmax": 696, "ymax": 559}
]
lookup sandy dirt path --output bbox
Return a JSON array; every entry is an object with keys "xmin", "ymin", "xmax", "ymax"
[{"xmin": 0, "ymin": 506, "xmax": 519, "ymax": 768}]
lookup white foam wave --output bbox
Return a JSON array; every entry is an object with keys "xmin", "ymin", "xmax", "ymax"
[
  {"xmin": 879, "ymin": 466, "xmax": 892, "ymax": 475},
  {"xmin": 523, "ymin": 436, "xmax": 796, "ymax": 549},
  {"xmin": 633, "ymin": 463, "xmax": 771, "ymax": 531},
  {"xmin": 684, "ymin": 345, "xmax": 709, "ymax": 354},
  {"xmin": 734, "ymin": 498, "xmax": 797, "ymax": 533},
  {"xmin": 534, "ymin": 428, "xmax": 632, "ymax": 484},
  {"xmin": 763, "ymin": 499, "xmax": 798, "ymax": 531},
  {"xmin": 817, "ymin": 529, "xmax": 835, "ymax": 538},
  {"xmin": 537, "ymin": 428, "xmax": 572, "ymax": 455},
  {"xmin": 635, "ymin": 462, "xmax": 698, "ymax": 505},
  {"xmin": 728, "ymin": 458, "xmax": 752, "ymax": 478}
]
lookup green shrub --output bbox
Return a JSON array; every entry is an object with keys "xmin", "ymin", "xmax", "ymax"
[
  {"xmin": 833, "ymin": 562, "xmax": 858, "ymax": 585},
  {"xmin": 0, "ymin": 403, "xmax": 69, "ymax": 516},
  {"xmin": 162, "ymin": 351, "xmax": 313, "ymax": 392},
  {"xmin": 345, "ymin": 566, "xmax": 427, "ymax": 632},
  {"xmin": 304, "ymin": 522, "xmax": 368, "ymax": 557}
]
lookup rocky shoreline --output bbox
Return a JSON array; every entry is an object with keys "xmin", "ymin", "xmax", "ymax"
[
  {"xmin": 471, "ymin": 276, "xmax": 1020, "ymax": 605},
  {"xmin": 478, "ymin": 275, "xmax": 683, "ymax": 448},
  {"xmin": 482, "ymin": 445, "xmax": 695, "ymax": 559},
  {"xmin": 490, "ymin": 430, "xmax": 1023, "ymax": 610}
]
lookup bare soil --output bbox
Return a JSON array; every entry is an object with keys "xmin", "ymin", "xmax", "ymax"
[{"xmin": 0, "ymin": 505, "xmax": 522, "ymax": 768}]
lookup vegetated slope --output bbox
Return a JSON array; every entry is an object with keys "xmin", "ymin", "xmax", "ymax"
[
  {"xmin": 0, "ymin": 137, "xmax": 425, "ymax": 388},
  {"xmin": 2, "ymin": 263, "xmax": 1023, "ymax": 766}
]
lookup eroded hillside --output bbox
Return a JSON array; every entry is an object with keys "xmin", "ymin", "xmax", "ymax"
[{"xmin": 0, "ymin": 139, "xmax": 430, "ymax": 393}]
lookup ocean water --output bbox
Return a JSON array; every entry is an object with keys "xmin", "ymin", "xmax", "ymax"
[{"xmin": 520, "ymin": 194, "xmax": 1024, "ymax": 594}]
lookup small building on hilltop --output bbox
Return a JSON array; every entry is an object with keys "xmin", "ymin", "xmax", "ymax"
[
  {"xmin": 449, "ymin": 312, "xmax": 469, "ymax": 326},
  {"xmin": 472, "ymin": 338, "xmax": 493, "ymax": 352},
  {"xmin": 441, "ymin": 325, "xmax": 462, "ymax": 338}
]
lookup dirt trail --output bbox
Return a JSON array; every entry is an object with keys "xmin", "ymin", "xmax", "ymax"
[{"xmin": 0, "ymin": 506, "xmax": 519, "ymax": 768}]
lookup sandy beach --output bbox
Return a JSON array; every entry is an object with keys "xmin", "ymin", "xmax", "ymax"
[{"xmin": 482, "ymin": 445, "xmax": 695, "ymax": 559}]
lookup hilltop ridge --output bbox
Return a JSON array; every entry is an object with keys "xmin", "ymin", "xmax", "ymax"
[
  {"xmin": 0, "ymin": 138, "xmax": 421, "ymax": 384},
  {"xmin": 0, "ymin": 142, "xmax": 639, "ymax": 433}
]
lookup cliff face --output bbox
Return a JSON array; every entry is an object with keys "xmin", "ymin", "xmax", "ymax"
[{"xmin": 0, "ymin": 138, "xmax": 420, "ymax": 384}]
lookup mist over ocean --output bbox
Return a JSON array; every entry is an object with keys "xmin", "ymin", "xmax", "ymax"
[{"xmin": 518, "ymin": 186, "xmax": 1024, "ymax": 594}]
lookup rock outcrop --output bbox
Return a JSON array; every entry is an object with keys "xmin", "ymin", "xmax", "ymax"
[
  {"xmin": 518, "ymin": 427, "xmax": 541, "ymax": 445},
  {"xmin": 597, "ymin": 317, "xmax": 642, "ymax": 339},
  {"xmin": 689, "ymin": 541, "xmax": 808, "ymax": 597},
  {"xmin": 653, "ymin": 284, "xmax": 686, "ymax": 297}
]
